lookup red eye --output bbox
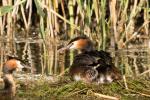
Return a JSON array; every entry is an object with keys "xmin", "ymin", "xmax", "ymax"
[{"xmin": 66, "ymin": 42, "xmax": 74, "ymax": 49}]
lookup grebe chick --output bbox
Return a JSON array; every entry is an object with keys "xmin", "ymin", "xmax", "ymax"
[
  {"xmin": 0, "ymin": 58, "xmax": 29, "ymax": 99},
  {"xmin": 69, "ymin": 53, "xmax": 99, "ymax": 83},
  {"xmin": 95, "ymin": 61, "xmax": 122, "ymax": 84}
]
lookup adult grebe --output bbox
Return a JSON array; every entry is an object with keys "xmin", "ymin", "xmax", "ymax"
[
  {"xmin": 58, "ymin": 36, "xmax": 121, "ymax": 83},
  {"xmin": 0, "ymin": 58, "xmax": 29, "ymax": 99}
]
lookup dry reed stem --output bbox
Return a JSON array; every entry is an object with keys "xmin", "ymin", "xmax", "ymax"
[
  {"xmin": 1, "ymin": 1, "xmax": 7, "ymax": 36},
  {"xmin": 93, "ymin": 0, "xmax": 100, "ymax": 23},
  {"xmin": 123, "ymin": 75, "xmax": 128, "ymax": 89},
  {"xmin": 2, "ymin": 16, "xmax": 6, "ymax": 34},
  {"xmin": 0, "ymin": 16, "xmax": 3, "ymax": 35},
  {"xmin": 66, "ymin": 88, "xmax": 88, "ymax": 97},
  {"xmin": 53, "ymin": 0, "xmax": 59, "ymax": 34},
  {"xmin": 127, "ymin": 89, "xmax": 150, "ymax": 97},
  {"xmin": 75, "ymin": 6, "xmax": 80, "ymax": 25},
  {"xmin": 109, "ymin": 0, "xmax": 117, "ymax": 42},
  {"xmin": 12, "ymin": 0, "xmax": 20, "ymax": 17},
  {"xmin": 38, "ymin": 1, "xmax": 80, "ymax": 31},
  {"xmin": 49, "ymin": 9, "xmax": 73, "ymax": 34},
  {"xmin": 133, "ymin": 57, "xmax": 139, "ymax": 76},
  {"xmin": 144, "ymin": 2, "xmax": 149, "ymax": 35},
  {"xmin": 26, "ymin": 0, "xmax": 32, "ymax": 29},
  {"xmin": 54, "ymin": 46, "xmax": 58, "ymax": 74},
  {"xmin": 47, "ymin": 6, "xmax": 54, "ymax": 37},
  {"xmin": 21, "ymin": 4, "xmax": 28, "ymax": 30},
  {"xmin": 42, "ymin": 44, "xmax": 47, "ymax": 74},
  {"xmin": 138, "ymin": 69, "xmax": 150, "ymax": 77},
  {"xmin": 0, "ymin": 48, "xmax": 4, "ymax": 73},
  {"xmin": 125, "ymin": 0, "xmax": 137, "ymax": 37},
  {"xmin": 57, "ymin": 68, "xmax": 69, "ymax": 77},
  {"xmin": 87, "ymin": 90, "xmax": 119, "ymax": 100}
]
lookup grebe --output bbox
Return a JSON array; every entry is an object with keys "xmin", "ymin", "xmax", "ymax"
[
  {"xmin": 58, "ymin": 36, "xmax": 121, "ymax": 83},
  {"xmin": 0, "ymin": 58, "xmax": 29, "ymax": 99}
]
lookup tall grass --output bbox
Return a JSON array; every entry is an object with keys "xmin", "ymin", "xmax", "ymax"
[{"xmin": 0, "ymin": 0, "xmax": 150, "ymax": 75}]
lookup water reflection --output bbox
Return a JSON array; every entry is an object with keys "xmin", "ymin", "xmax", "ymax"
[{"xmin": 112, "ymin": 48, "xmax": 150, "ymax": 78}]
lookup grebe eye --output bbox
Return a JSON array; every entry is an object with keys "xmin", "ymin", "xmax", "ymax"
[
  {"xmin": 67, "ymin": 42, "xmax": 74, "ymax": 49},
  {"xmin": 70, "ymin": 42, "xmax": 73, "ymax": 45}
]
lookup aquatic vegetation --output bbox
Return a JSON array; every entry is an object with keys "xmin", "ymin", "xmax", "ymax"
[{"xmin": 15, "ymin": 76, "xmax": 150, "ymax": 99}]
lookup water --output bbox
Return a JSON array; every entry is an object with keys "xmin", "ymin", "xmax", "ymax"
[
  {"xmin": 15, "ymin": 40, "xmax": 150, "ymax": 79},
  {"xmin": 0, "ymin": 35, "xmax": 150, "ymax": 78},
  {"xmin": 112, "ymin": 48, "xmax": 150, "ymax": 78}
]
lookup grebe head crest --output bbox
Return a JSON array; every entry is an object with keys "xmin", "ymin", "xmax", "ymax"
[
  {"xmin": 2, "ymin": 58, "xmax": 30, "ymax": 74},
  {"xmin": 58, "ymin": 36, "xmax": 94, "ymax": 53}
]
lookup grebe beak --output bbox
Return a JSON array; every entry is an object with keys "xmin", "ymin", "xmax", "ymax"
[
  {"xmin": 57, "ymin": 43, "xmax": 74, "ymax": 53},
  {"xmin": 16, "ymin": 60, "xmax": 31, "ymax": 72}
]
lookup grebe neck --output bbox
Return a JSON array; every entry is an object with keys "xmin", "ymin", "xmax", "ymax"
[{"xmin": 3, "ymin": 74, "xmax": 16, "ymax": 96}]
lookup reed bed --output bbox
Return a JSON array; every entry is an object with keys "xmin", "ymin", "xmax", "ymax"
[{"xmin": 0, "ymin": 0, "xmax": 150, "ymax": 76}]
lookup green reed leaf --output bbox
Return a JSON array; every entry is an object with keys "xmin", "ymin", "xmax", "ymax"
[
  {"xmin": 0, "ymin": 6, "xmax": 13, "ymax": 16},
  {"xmin": 34, "ymin": 0, "xmax": 45, "ymax": 17}
]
